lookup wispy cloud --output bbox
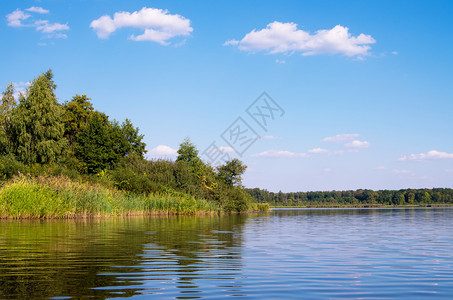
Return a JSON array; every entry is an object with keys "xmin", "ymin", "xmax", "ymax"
[
  {"xmin": 392, "ymin": 169, "xmax": 415, "ymax": 176},
  {"xmin": 25, "ymin": 7, "xmax": 49, "ymax": 14},
  {"xmin": 344, "ymin": 140, "xmax": 370, "ymax": 148},
  {"xmin": 398, "ymin": 150, "xmax": 453, "ymax": 161},
  {"xmin": 219, "ymin": 146, "xmax": 235, "ymax": 153},
  {"xmin": 308, "ymin": 147, "xmax": 328, "ymax": 154},
  {"xmin": 90, "ymin": 7, "xmax": 192, "ymax": 45},
  {"xmin": 251, "ymin": 150, "xmax": 308, "ymax": 159},
  {"xmin": 225, "ymin": 22, "xmax": 375, "ymax": 58},
  {"xmin": 6, "ymin": 7, "xmax": 69, "ymax": 39},
  {"xmin": 323, "ymin": 133, "xmax": 359, "ymax": 142}
]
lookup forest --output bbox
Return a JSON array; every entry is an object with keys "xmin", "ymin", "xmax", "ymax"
[
  {"xmin": 246, "ymin": 187, "xmax": 453, "ymax": 207},
  {"xmin": 0, "ymin": 70, "xmax": 267, "ymax": 218}
]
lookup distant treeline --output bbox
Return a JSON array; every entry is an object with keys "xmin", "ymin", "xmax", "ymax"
[{"xmin": 246, "ymin": 188, "xmax": 453, "ymax": 207}]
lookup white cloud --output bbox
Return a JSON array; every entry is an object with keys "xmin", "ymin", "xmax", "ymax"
[
  {"xmin": 375, "ymin": 166, "xmax": 386, "ymax": 170},
  {"xmin": 445, "ymin": 169, "xmax": 453, "ymax": 173},
  {"xmin": 392, "ymin": 51, "xmax": 398, "ymax": 55},
  {"xmin": 275, "ymin": 59, "xmax": 286, "ymax": 64},
  {"xmin": 147, "ymin": 145, "xmax": 178, "ymax": 158},
  {"xmin": 344, "ymin": 140, "xmax": 370, "ymax": 148},
  {"xmin": 392, "ymin": 169, "xmax": 415, "ymax": 176},
  {"xmin": 308, "ymin": 147, "xmax": 328, "ymax": 154},
  {"xmin": 251, "ymin": 150, "xmax": 308, "ymax": 159},
  {"xmin": 12, "ymin": 81, "xmax": 30, "ymax": 98},
  {"xmin": 323, "ymin": 133, "xmax": 359, "ymax": 142},
  {"xmin": 6, "ymin": 8, "xmax": 68, "ymax": 38},
  {"xmin": 35, "ymin": 20, "xmax": 69, "ymax": 33},
  {"xmin": 398, "ymin": 150, "xmax": 453, "ymax": 161},
  {"xmin": 26, "ymin": 7, "xmax": 49, "ymax": 14},
  {"xmin": 323, "ymin": 167, "xmax": 333, "ymax": 173},
  {"xmin": 225, "ymin": 22, "xmax": 375, "ymax": 58},
  {"xmin": 223, "ymin": 39, "xmax": 239, "ymax": 46},
  {"xmin": 90, "ymin": 7, "xmax": 193, "ymax": 45},
  {"xmin": 6, "ymin": 9, "xmax": 31, "ymax": 27},
  {"xmin": 219, "ymin": 146, "xmax": 235, "ymax": 153}
]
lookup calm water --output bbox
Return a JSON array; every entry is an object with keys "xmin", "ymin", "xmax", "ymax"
[{"xmin": 0, "ymin": 208, "xmax": 452, "ymax": 299}]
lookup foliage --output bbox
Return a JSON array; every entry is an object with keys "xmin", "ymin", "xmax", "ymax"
[
  {"xmin": 217, "ymin": 158, "xmax": 247, "ymax": 187},
  {"xmin": 8, "ymin": 70, "xmax": 67, "ymax": 164},
  {"xmin": 0, "ymin": 175, "xmax": 221, "ymax": 218},
  {"xmin": 246, "ymin": 187, "xmax": 453, "ymax": 207},
  {"xmin": 0, "ymin": 83, "xmax": 16, "ymax": 154},
  {"xmin": 0, "ymin": 70, "xmax": 261, "ymax": 216}
]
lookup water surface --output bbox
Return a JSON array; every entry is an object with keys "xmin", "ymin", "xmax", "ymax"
[{"xmin": 0, "ymin": 208, "xmax": 452, "ymax": 299}]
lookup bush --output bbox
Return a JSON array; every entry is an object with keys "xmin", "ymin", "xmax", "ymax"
[{"xmin": 0, "ymin": 154, "xmax": 25, "ymax": 180}]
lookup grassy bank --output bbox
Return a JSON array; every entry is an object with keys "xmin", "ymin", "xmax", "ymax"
[{"xmin": 0, "ymin": 175, "xmax": 222, "ymax": 219}]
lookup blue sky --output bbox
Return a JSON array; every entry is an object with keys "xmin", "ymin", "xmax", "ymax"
[{"xmin": 2, "ymin": 0, "xmax": 453, "ymax": 192}]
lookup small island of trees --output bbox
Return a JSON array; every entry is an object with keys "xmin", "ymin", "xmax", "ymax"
[{"xmin": 0, "ymin": 70, "xmax": 268, "ymax": 218}]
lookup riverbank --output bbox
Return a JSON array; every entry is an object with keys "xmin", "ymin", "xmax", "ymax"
[{"xmin": 0, "ymin": 175, "xmax": 268, "ymax": 219}]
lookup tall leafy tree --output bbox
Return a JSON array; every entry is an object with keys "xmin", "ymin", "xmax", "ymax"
[
  {"xmin": 217, "ymin": 158, "xmax": 247, "ymax": 187},
  {"xmin": 176, "ymin": 137, "xmax": 203, "ymax": 174},
  {"xmin": 120, "ymin": 118, "xmax": 146, "ymax": 158},
  {"xmin": 62, "ymin": 94, "xmax": 94, "ymax": 144},
  {"xmin": 9, "ymin": 70, "xmax": 67, "ymax": 164},
  {"xmin": 75, "ymin": 111, "xmax": 120, "ymax": 173},
  {"xmin": 0, "ymin": 83, "xmax": 16, "ymax": 154}
]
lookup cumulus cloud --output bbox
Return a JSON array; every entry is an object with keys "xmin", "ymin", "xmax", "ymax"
[
  {"xmin": 323, "ymin": 133, "xmax": 360, "ymax": 142},
  {"xmin": 6, "ymin": 9, "xmax": 31, "ymax": 27},
  {"xmin": 26, "ymin": 7, "xmax": 49, "ymax": 14},
  {"xmin": 225, "ymin": 22, "xmax": 375, "ymax": 58},
  {"xmin": 398, "ymin": 150, "xmax": 453, "ymax": 161},
  {"xmin": 90, "ymin": 7, "xmax": 193, "ymax": 45},
  {"xmin": 251, "ymin": 150, "xmax": 308, "ymax": 159},
  {"xmin": 6, "ymin": 7, "xmax": 68, "ymax": 38},
  {"xmin": 344, "ymin": 140, "xmax": 370, "ymax": 148},
  {"xmin": 147, "ymin": 145, "xmax": 178, "ymax": 158}
]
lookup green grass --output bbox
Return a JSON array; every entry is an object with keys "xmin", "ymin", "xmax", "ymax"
[{"xmin": 0, "ymin": 175, "xmax": 222, "ymax": 218}]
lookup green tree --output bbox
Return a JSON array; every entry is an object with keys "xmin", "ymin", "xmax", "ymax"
[
  {"xmin": 75, "ymin": 112, "xmax": 121, "ymax": 173},
  {"xmin": 176, "ymin": 137, "xmax": 203, "ymax": 173},
  {"xmin": 62, "ymin": 94, "xmax": 94, "ymax": 144},
  {"xmin": 9, "ymin": 70, "xmax": 67, "ymax": 164},
  {"xmin": 0, "ymin": 83, "xmax": 16, "ymax": 154},
  {"xmin": 217, "ymin": 158, "xmax": 247, "ymax": 187},
  {"xmin": 120, "ymin": 118, "xmax": 146, "ymax": 158}
]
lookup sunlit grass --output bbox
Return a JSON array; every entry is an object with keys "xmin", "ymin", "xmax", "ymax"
[{"xmin": 0, "ymin": 175, "xmax": 222, "ymax": 218}]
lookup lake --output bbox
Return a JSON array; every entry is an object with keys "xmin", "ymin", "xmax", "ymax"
[{"xmin": 0, "ymin": 208, "xmax": 452, "ymax": 299}]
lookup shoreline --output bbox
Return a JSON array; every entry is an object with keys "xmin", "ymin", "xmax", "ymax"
[{"xmin": 270, "ymin": 204, "xmax": 453, "ymax": 209}]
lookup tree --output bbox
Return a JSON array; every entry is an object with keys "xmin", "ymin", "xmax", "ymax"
[
  {"xmin": 9, "ymin": 70, "xmax": 67, "ymax": 164},
  {"xmin": 0, "ymin": 83, "xmax": 16, "ymax": 154},
  {"xmin": 217, "ymin": 158, "xmax": 247, "ymax": 187},
  {"xmin": 62, "ymin": 94, "xmax": 94, "ymax": 144},
  {"xmin": 75, "ymin": 112, "xmax": 121, "ymax": 173},
  {"xmin": 120, "ymin": 118, "xmax": 146, "ymax": 158},
  {"xmin": 176, "ymin": 137, "xmax": 203, "ymax": 173}
]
